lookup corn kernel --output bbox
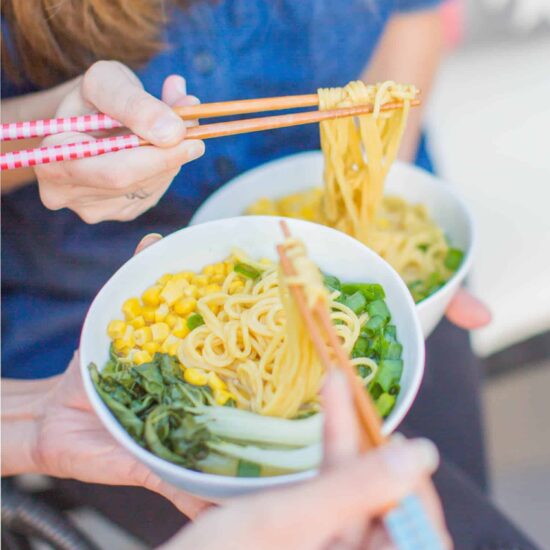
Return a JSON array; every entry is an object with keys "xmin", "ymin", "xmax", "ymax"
[
  {"xmin": 107, "ymin": 320, "xmax": 126, "ymax": 340},
  {"xmin": 174, "ymin": 271, "xmax": 194, "ymax": 282},
  {"xmin": 160, "ymin": 278, "xmax": 188, "ymax": 306},
  {"xmin": 143, "ymin": 342, "xmax": 159, "ymax": 355},
  {"xmin": 208, "ymin": 372, "xmax": 227, "ymax": 391},
  {"xmin": 174, "ymin": 297, "xmax": 196, "ymax": 316},
  {"xmin": 216, "ymin": 262, "xmax": 225, "ymax": 273},
  {"xmin": 229, "ymin": 280, "xmax": 244, "ymax": 294},
  {"xmin": 157, "ymin": 273, "xmax": 173, "ymax": 285},
  {"xmin": 122, "ymin": 297, "xmax": 141, "ymax": 320},
  {"xmin": 155, "ymin": 303, "xmax": 170, "ymax": 322},
  {"xmin": 166, "ymin": 313, "xmax": 179, "ymax": 328},
  {"xmin": 192, "ymin": 274, "xmax": 208, "ymax": 287},
  {"xmin": 204, "ymin": 283, "xmax": 221, "ymax": 295},
  {"xmin": 160, "ymin": 334, "xmax": 181, "ymax": 354},
  {"xmin": 142, "ymin": 285, "xmax": 162, "ymax": 307},
  {"xmin": 133, "ymin": 350, "xmax": 153, "ymax": 365},
  {"xmin": 214, "ymin": 389, "xmax": 235, "ymax": 406},
  {"xmin": 151, "ymin": 322, "xmax": 170, "ymax": 342},
  {"xmin": 142, "ymin": 307, "xmax": 156, "ymax": 323},
  {"xmin": 225, "ymin": 261, "xmax": 234, "ymax": 272},
  {"xmin": 203, "ymin": 264, "xmax": 215, "ymax": 277},
  {"xmin": 197, "ymin": 287, "xmax": 206, "ymax": 298},
  {"xmin": 113, "ymin": 339, "xmax": 131, "ymax": 355},
  {"xmin": 184, "ymin": 284, "xmax": 198, "ymax": 298},
  {"xmin": 210, "ymin": 274, "xmax": 226, "ymax": 285},
  {"xmin": 184, "ymin": 368, "xmax": 209, "ymax": 386},
  {"xmin": 130, "ymin": 316, "xmax": 145, "ymax": 329},
  {"xmin": 172, "ymin": 318, "xmax": 190, "ymax": 339},
  {"xmin": 209, "ymin": 303, "xmax": 221, "ymax": 315},
  {"xmin": 134, "ymin": 326, "xmax": 152, "ymax": 346}
]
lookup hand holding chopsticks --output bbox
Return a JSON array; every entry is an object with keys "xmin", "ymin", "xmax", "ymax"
[
  {"xmin": 0, "ymin": 92, "xmax": 419, "ymax": 171},
  {"xmin": 276, "ymin": 220, "xmax": 447, "ymax": 550}
]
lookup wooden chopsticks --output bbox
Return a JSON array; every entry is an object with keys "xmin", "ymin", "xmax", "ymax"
[
  {"xmin": 276, "ymin": 220, "xmax": 386, "ymax": 451},
  {"xmin": 0, "ymin": 92, "xmax": 420, "ymax": 171}
]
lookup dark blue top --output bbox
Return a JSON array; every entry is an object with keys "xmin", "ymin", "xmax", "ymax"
[{"xmin": 2, "ymin": 0, "xmax": 440, "ymax": 378}]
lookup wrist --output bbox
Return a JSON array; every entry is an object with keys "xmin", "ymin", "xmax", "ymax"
[{"xmin": 1, "ymin": 378, "xmax": 57, "ymax": 476}]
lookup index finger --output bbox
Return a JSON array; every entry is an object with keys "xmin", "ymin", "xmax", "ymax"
[{"xmin": 81, "ymin": 61, "xmax": 187, "ymax": 147}]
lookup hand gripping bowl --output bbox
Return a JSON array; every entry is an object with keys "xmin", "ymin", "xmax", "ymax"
[
  {"xmin": 191, "ymin": 151, "xmax": 475, "ymax": 337},
  {"xmin": 80, "ymin": 216, "xmax": 424, "ymax": 499}
]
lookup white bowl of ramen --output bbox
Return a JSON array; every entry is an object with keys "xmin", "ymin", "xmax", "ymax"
[
  {"xmin": 80, "ymin": 216, "xmax": 424, "ymax": 499},
  {"xmin": 192, "ymin": 151, "xmax": 475, "ymax": 337}
]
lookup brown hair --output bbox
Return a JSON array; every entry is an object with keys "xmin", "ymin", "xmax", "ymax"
[{"xmin": 1, "ymin": 0, "xmax": 195, "ymax": 88}]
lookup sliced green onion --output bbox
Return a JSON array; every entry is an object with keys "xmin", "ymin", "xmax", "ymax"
[
  {"xmin": 352, "ymin": 336, "xmax": 369, "ymax": 358},
  {"xmin": 374, "ymin": 359, "xmax": 404, "ymax": 392},
  {"xmin": 384, "ymin": 325, "xmax": 397, "ymax": 341},
  {"xmin": 366, "ymin": 300, "xmax": 390, "ymax": 322},
  {"xmin": 375, "ymin": 393, "xmax": 396, "ymax": 417},
  {"xmin": 237, "ymin": 459, "xmax": 262, "ymax": 477},
  {"xmin": 343, "ymin": 291, "xmax": 367, "ymax": 314},
  {"xmin": 444, "ymin": 248, "xmax": 464, "ymax": 271},
  {"xmin": 187, "ymin": 313, "xmax": 205, "ymax": 330},
  {"xmin": 234, "ymin": 263, "xmax": 262, "ymax": 280},
  {"xmin": 341, "ymin": 283, "xmax": 385, "ymax": 302},
  {"xmin": 363, "ymin": 315, "xmax": 385, "ymax": 334},
  {"xmin": 323, "ymin": 274, "xmax": 342, "ymax": 292},
  {"xmin": 382, "ymin": 341, "xmax": 403, "ymax": 360}
]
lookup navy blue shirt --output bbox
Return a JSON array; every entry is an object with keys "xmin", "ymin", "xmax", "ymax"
[{"xmin": 2, "ymin": 0, "xmax": 440, "ymax": 378}]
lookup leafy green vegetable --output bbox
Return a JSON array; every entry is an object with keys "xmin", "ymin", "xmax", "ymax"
[
  {"xmin": 444, "ymin": 248, "xmax": 464, "ymax": 271},
  {"xmin": 234, "ymin": 263, "xmax": 262, "ymax": 280},
  {"xmin": 187, "ymin": 313, "xmax": 205, "ymax": 330},
  {"xmin": 89, "ymin": 363, "xmax": 144, "ymax": 441},
  {"xmin": 90, "ymin": 354, "xmax": 324, "ymax": 475}
]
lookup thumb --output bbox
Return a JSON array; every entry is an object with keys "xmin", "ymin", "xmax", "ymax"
[{"xmin": 445, "ymin": 288, "xmax": 491, "ymax": 330}]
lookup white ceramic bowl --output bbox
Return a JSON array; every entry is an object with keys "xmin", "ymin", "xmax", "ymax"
[
  {"xmin": 80, "ymin": 216, "xmax": 424, "ymax": 499},
  {"xmin": 191, "ymin": 151, "xmax": 475, "ymax": 337}
]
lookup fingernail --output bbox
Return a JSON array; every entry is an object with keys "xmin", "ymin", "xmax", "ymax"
[
  {"xmin": 381, "ymin": 438, "xmax": 439, "ymax": 479},
  {"xmin": 137, "ymin": 233, "xmax": 162, "ymax": 251},
  {"xmin": 186, "ymin": 95, "xmax": 201, "ymax": 105},
  {"xmin": 322, "ymin": 369, "xmax": 346, "ymax": 394},
  {"xmin": 186, "ymin": 140, "xmax": 205, "ymax": 159},
  {"xmin": 174, "ymin": 76, "xmax": 187, "ymax": 95},
  {"xmin": 151, "ymin": 114, "xmax": 184, "ymax": 144}
]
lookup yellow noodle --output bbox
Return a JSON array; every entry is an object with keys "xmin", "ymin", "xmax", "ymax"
[
  {"xmin": 177, "ymin": 248, "xmax": 363, "ymax": 419},
  {"xmin": 247, "ymin": 81, "xmax": 453, "ymax": 290}
]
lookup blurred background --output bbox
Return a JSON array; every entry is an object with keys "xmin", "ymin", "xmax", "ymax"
[{"xmin": 427, "ymin": 0, "xmax": 550, "ymax": 547}]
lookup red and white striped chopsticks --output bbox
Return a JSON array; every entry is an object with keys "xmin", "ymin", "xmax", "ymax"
[{"xmin": 0, "ymin": 94, "xmax": 419, "ymax": 171}]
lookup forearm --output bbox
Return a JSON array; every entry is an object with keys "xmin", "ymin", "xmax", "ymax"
[
  {"xmin": 1, "ymin": 78, "xmax": 79, "ymax": 193},
  {"xmin": 363, "ymin": 9, "xmax": 444, "ymax": 162},
  {"xmin": 1, "ymin": 378, "xmax": 58, "ymax": 476}
]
